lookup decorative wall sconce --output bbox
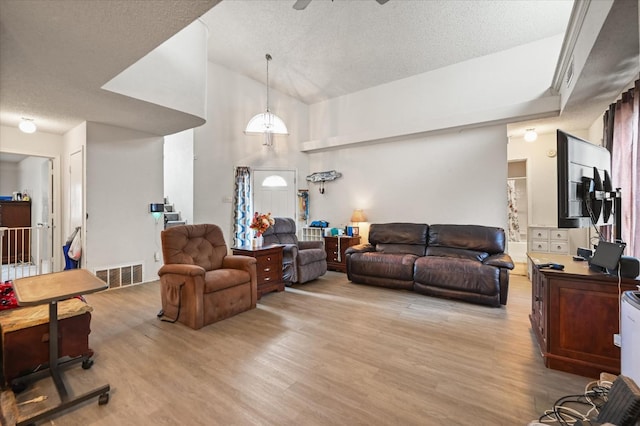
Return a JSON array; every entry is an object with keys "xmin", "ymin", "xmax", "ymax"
[
  {"xmin": 149, "ymin": 203, "xmax": 164, "ymax": 224},
  {"xmin": 306, "ymin": 170, "xmax": 342, "ymax": 193}
]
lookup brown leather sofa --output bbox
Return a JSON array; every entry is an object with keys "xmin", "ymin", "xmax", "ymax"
[
  {"xmin": 346, "ymin": 223, "xmax": 514, "ymax": 307},
  {"xmin": 262, "ymin": 217, "xmax": 327, "ymax": 285},
  {"xmin": 158, "ymin": 224, "xmax": 257, "ymax": 329}
]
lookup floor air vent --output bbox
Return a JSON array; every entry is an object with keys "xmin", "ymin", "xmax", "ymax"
[{"xmin": 95, "ymin": 263, "xmax": 143, "ymax": 288}]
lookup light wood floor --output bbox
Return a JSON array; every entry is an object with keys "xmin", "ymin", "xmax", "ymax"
[{"xmin": 16, "ymin": 272, "xmax": 591, "ymax": 425}]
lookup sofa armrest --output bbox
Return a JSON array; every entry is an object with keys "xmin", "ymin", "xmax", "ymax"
[
  {"xmin": 345, "ymin": 243, "xmax": 376, "ymax": 255},
  {"xmin": 299, "ymin": 240, "xmax": 323, "ymax": 250},
  {"xmin": 483, "ymin": 253, "xmax": 514, "ymax": 270},
  {"xmin": 222, "ymin": 254, "xmax": 257, "ymax": 271},
  {"xmin": 158, "ymin": 263, "xmax": 206, "ymax": 277}
]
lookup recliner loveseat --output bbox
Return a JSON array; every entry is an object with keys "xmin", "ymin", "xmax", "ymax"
[{"xmin": 346, "ymin": 223, "xmax": 514, "ymax": 307}]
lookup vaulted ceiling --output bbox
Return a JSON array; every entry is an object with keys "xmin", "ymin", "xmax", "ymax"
[{"xmin": 0, "ymin": 0, "xmax": 638, "ymax": 143}]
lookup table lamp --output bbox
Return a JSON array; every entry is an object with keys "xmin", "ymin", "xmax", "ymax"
[{"xmin": 349, "ymin": 209, "xmax": 366, "ymax": 236}]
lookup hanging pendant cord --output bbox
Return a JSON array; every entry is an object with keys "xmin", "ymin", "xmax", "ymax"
[{"xmin": 265, "ymin": 53, "xmax": 272, "ymax": 113}]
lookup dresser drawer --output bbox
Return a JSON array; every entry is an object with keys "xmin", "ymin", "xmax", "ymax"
[
  {"xmin": 531, "ymin": 241, "xmax": 549, "ymax": 252},
  {"xmin": 531, "ymin": 228, "xmax": 550, "ymax": 240},
  {"xmin": 550, "ymin": 229, "xmax": 568, "ymax": 241},
  {"xmin": 549, "ymin": 241, "xmax": 569, "ymax": 253},
  {"xmin": 258, "ymin": 268, "xmax": 280, "ymax": 284}
]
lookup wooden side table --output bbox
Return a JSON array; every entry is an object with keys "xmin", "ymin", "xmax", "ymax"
[
  {"xmin": 324, "ymin": 236, "xmax": 361, "ymax": 272},
  {"xmin": 232, "ymin": 244, "xmax": 284, "ymax": 299}
]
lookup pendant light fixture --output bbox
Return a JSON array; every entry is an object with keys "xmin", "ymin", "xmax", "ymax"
[{"xmin": 244, "ymin": 54, "xmax": 288, "ymax": 146}]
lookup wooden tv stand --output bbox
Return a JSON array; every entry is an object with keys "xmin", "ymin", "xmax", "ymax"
[{"xmin": 527, "ymin": 253, "xmax": 639, "ymax": 378}]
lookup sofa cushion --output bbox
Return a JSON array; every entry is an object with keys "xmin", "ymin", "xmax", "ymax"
[
  {"xmin": 296, "ymin": 248, "xmax": 326, "ymax": 266},
  {"xmin": 414, "ymin": 256, "xmax": 499, "ymax": 297},
  {"xmin": 425, "ymin": 246, "xmax": 489, "ymax": 262},
  {"xmin": 204, "ymin": 268, "xmax": 252, "ymax": 293},
  {"xmin": 428, "ymin": 224, "xmax": 505, "ymax": 254},
  {"xmin": 348, "ymin": 252, "xmax": 418, "ymax": 281},
  {"xmin": 368, "ymin": 223, "xmax": 428, "ymax": 256},
  {"xmin": 376, "ymin": 243, "xmax": 425, "ymax": 257}
]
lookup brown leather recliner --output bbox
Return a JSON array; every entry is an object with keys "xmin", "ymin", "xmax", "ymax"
[{"xmin": 158, "ymin": 224, "xmax": 257, "ymax": 329}]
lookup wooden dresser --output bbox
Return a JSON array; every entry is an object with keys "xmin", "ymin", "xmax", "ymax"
[
  {"xmin": 0, "ymin": 201, "xmax": 32, "ymax": 264},
  {"xmin": 528, "ymin": 252, "xmax": 639, "ymax": 378},
  {"xmin": 232, "ymin": 244, "xmax": 284, "ymax": 299},
  {"xmin": 324, "ymin": 236, "xmax": 360, "ymax": 272}
]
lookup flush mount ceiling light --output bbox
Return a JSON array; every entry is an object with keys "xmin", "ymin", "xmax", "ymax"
[
  {"xmin": 19, "ymin": 118, "xmax": 37, "ymax": 134},
  {"xmin": 524, "ymin": 128, "xmax": 538, "ymax": 143},
  {"xmin": 244, "ymin": 54, "xmax": 288, "ymax": 147}
]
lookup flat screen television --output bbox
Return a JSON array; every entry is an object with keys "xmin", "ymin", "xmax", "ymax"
[{"xmin": 556, "ymin": 129, "xmax": 615, "ymax": 230}]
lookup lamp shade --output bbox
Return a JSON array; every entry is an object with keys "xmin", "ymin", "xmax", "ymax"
[
  {"xmin": 350, "ymin": 209, "xmax": 366, "ymax": 223},
  {"xmin": 245, "ymin": 112, "xmax": 289, "ymax": 135}
]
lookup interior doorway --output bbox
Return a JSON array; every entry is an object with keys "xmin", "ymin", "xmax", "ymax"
[{"xmin": 507, "ymin": 159, "xmax": 528, "ymax": 264}]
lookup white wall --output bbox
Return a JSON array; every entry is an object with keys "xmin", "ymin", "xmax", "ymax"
[
  {"xmin": 164, "ymin": 129, "xmax": 194, "ymax": 224},
  {"xmin": 192, "ymin": 62, "xmax": 310, "ymax": 243},
  {"xmin": 306, "ymin": 35, "xmax": 564, "ymax": 150},
  {"xmin": 18, "ymin": 156, "xmax": 48, "ymax": 224},
  {"xmin": 0, "ymin": 161, "xmax": 19, "ymax": 195},
  {"xmin": 102, "ymin": 19, "xmax": 208, "ymax": 120},
  {"xmin": 308, "ymin": 125, "xmax": 508, "ymax": 242},
  {"xmin": 85, "ymin": 122, "xmax": 164, "ymax": 282}
]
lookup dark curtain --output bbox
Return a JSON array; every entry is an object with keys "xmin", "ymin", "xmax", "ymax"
[{"xmin": 602, "ymin": 80, "xmax": 639, "ymax": 258}]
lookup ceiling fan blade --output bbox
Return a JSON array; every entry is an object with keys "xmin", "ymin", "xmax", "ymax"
[
  {"xmin": 375, "ymin": 0, "xmax": 390, "ymax": 4},
  {"xmin": 293, "ymin": 0, "xmax": 312, "ymax": 10}
]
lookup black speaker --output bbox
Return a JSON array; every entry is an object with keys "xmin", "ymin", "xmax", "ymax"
[{"xmin": 619, "ymin": 256, "xmax": 640, "ymax": 279}]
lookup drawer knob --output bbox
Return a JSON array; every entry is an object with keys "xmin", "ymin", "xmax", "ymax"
[
  {"xmin": 264, "ymin": 267, "xmax": 271, "ymax": 272},
  {"xmin": 264, "ymin": 277, "xmax": 270, "ymax": 281},
  {"xmin": 267, "ymin": 257, "xmax": 271, "ymax": 261}
]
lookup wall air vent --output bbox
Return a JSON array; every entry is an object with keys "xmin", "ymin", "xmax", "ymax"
[
  {"xmin": 566, "ymin": 57, "xmax": 574, "ymax": 87},
  {"xmin": 95, "ymin": 263, "xmax": 143, "ymax": 288}
]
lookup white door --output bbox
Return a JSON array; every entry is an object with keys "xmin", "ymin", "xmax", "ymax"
[
  {"xmin": 69, "ymin": 149, "xmax": 83, "ymax": 264},
  {"xmin": 252, "ymin": 169, "xmax": 296, "ymax": 220}
]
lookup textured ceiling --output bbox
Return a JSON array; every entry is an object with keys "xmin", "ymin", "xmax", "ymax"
[
  {"xmin": 202, "ymin": 0, "xmax": 574, "ymax": 104},
  {"xmin": 0, "ymin": 0, "xmax": 219, "ymax": 136}
]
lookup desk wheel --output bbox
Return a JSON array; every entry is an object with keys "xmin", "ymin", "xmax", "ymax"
[
  {"xmin": 82, "ymin": 358, "xmax": 94, "ymax": 369},
  {"xmin": 98, "ymin": 392, "xmax": 109, "ymax": 405}
]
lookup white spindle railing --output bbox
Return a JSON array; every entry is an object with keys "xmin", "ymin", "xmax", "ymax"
[{"xmin": 0, "ymin": 224, "xmax": 53, "ymax": 282}]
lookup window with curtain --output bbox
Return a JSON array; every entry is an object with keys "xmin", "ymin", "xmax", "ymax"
[{"xmin": 602, "ymin": 79, "xmax": 639, "ymax": 258}]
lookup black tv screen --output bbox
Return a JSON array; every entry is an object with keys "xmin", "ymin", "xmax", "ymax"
[{"xmin": 557, "ymin": 129, "xmax": 613, "ymax": 229}]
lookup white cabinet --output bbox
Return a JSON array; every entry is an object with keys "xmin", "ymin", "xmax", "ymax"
[
  {"xmin": 300, "ymin": 227, "xmax": 323, "ymax": 241},
  {"xmin": 529, "ymin": 226, "xmax": 569, "ymax": 254}
]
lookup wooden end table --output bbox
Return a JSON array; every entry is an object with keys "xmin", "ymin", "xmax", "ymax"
[
  {"xmin": 324, "ymin": 236, "xmax": 361, "ymax": 272},
  {"xmin": 12, "ymin": 269, "xmax": 110, "ymax": 425},
  {"xmin": 232, "ymin": 244, "xmax": 284, "ymax": 299}
]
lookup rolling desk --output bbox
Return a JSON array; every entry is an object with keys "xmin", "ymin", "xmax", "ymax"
[{"xmin": 12, "ymin": 269, "xmax": 110, "ymax": 425}]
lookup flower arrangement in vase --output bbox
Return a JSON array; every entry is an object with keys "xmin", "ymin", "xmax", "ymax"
[{"xmin": 250, "ymin": 212, "xmax": 274, "ymax": 247}]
